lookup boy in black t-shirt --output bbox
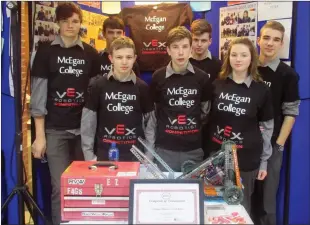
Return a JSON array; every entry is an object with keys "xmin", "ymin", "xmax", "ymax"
[
  {"xmin": 148, "ymin": 26, "xmax": 213, "ymax": 172},
  {"xmin": 81, "ymin": 36, "xmax": 154, "ymax": 161},
  {"xmin": 99, "ymin": 16, "xmax": 140, "ymax": 77},
  {"xmin": 30, "ymin": 3, "xmax": 99, "ymax": 224},
  {"xmin": 256, "ymin": 21, "xmax": 300, "ymax": 225},
  {"xmin": 189, "ymin": 19, "xmax": 222, "ymax": 157}
]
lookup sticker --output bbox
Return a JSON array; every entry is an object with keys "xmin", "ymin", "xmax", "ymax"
[
  {"xmin": 91, "ymin": 200, "xmax": 106, "ymax": 205},
  {"xmin": 116, "ymin": 172, "xmax": 137, "ymax": 177}
]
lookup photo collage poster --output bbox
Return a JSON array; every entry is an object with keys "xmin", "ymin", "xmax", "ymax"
[
  {"xmin": 219, "ymin": 2, "xmax": 258, "ymax": 60},
  {"xmin": 32, "ymin": 1, "xmax": 108, "ymax": 55}
]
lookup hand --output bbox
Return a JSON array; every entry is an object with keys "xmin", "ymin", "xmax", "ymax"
[
  {"xmin": 32, "ymin": 137, "xmax": 46, "ymax": 159},
  {"xmin": 257, "ymin": 170, "xmax": 267, "ymax": 180},
  {"xmin": 91, "ymin": 156, "xmax": 97, "ymax": 161}
]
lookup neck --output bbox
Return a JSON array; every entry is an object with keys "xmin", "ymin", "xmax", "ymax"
[
  {"xmin": 232, "ymin": 70, "xmax": 247, "ymax": 83},
  {"xmin": 171, "ymin": 61, "xmax": 188, "ymax": 73},
  {"xmin": 259, "ymin": 54, "xmax": 277, "ymax": 66},
  {"xmin": 60, "ymin": 35, "xmax": 78, "ymax": 48},
  {"xmin": 113, "ymin": 70, "xmax": 131, "ymax": 82},
  {"xmin": 192, "ymin": 50, "xmax": 208, "ymax": 61}
]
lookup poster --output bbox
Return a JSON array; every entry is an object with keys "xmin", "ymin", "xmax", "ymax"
[
  {"xmin": 258, "ymin": 2, "xmax": 293, "ymax": 21},
  {"xmin": 219, "ymin": 2, "xmax": 257, "ymax": 60},
  {"xmin": 274, "ymin": 18, "xmax": 292, "ymax": 59},
  {"xmin": 33, "ymin": 2, "xmax": 107, "ymax": 55}
]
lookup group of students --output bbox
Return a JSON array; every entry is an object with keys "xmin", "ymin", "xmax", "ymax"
[{"xmin": 30, "ymin": 2, "xmax": 300, "ymax": 225}]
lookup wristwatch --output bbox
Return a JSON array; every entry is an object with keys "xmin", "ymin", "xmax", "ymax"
[{"xmin": 275, "ymin": 143, "xmax": 284, "ymax": 152}]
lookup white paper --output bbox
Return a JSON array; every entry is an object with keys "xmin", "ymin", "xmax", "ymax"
[
  {"xmin": 274, "ymin": 18, "xmax": 292, "ymax": 59},
  {"xmin": 258, "ymin": 2, "xmax": 293, "ymax": 21},
  {"xmin": 101, "ymin": 2, "xmax": 121, "ymax": 14},
  {"xmin": 133, "ymin": 183, "xmax": 200, "ymax": 224},
  {"xmin": 190, "ymin": 2, "xmax": 211, "ymax": 12}
]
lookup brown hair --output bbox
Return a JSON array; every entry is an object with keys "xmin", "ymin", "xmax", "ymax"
[
  {"xmin": 109, "ymin": 36, "xmax": 136, "ymax": 55},
  {"xmin": 103, "ymin": 16, "xmax": 125, "ymax": 33},
  {"xmin": 190, "ymin": 19, "xmax": 212, "ymax": 38},
  {"xmin": 260, "ymin": 20, "xmax": 285, "ymax": 40},
  {"xmin": 55, "ymin": 2, "xmax": 83, "ymax": 23},
  {"xmin": 219, "ymin": 37, "xmax": 262, "ymax": 82},
  {"xmin": 167, "ymin": 26, "xmax": 192, "ymax": 47}
]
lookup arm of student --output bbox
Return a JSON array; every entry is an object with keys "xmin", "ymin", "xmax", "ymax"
[
  {"xmin": 81, "ymin": 77, "xmax": 103, "ymax": 161},
  {"xmin": 81, "ymin": 108, "xmax": 97, "ymax": 161},
  {"xmin": 201, "ymin": 101, "xmax": 211, "ymax": 125},
  {"xmin": 259, "ymin": 119, "xmax": 274, "ymax": 172},
  {"xmin": 277, "ymin": 72, "xmax": 300, "ymax": 146}
]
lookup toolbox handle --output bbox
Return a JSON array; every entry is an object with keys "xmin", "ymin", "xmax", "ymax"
[{"xmin": 88, "ymin": 162, "xmax": 118, "ymax": 170}]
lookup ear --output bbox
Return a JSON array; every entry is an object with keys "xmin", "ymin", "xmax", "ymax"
[
  {"xmin": 209, "ymin": 38, "xmax": 212, "ymax": 46},
  {"xmin": 108, "ymin": 54, "xmax": 113, "ymax": 63},
  {"xmin": 257, "ymin": 36, "xmax": 261, "ymax": 46},
  {"xmin": 167, "ymin": 46, "xmax": 171, "ymax": 56},
  {"xmin": 134, "ymin": 54, "xmax": 137, "ymax": 61}
]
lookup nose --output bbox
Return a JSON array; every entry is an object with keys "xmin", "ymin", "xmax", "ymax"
[
  {"xmin": 267, "ymin": 39, "xmax": 273, "ymax": 46},
  {"xmin": 121, "ymin": 58, "xmax": 127, "ymax": 64},
  {"xmin": 178, "ymin": 47, "xmax": 184, "ymax": 55},
  {"xmin": 68, "ymin": 21, "xmax": 73, "ymax": 28},
  {"xmin": 197, "ymin": 41, "xmax": 202, "ymax": 47}
]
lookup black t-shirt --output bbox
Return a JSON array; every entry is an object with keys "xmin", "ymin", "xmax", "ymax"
[
  {"xmin": 150, "ymin": 66, "xmax": 212, "ymax": 151},
  {"xmin": 31, "ymin": 42, "xmax": 100, "ymax": 130},
  {"xmin": 98, "ymin": 51, "xmax": 140, "ymax": 77},
  {"xmin": 189, "ymin": 56, "xmax": 222, "ymax": 83},
  {"xmin": 85, "ymin": 75, "xmax": 154, "ymax": 161},
  {"xmin": 258, "ymin": 61, "xmax": 300, "ymax": 143},
  {"xmin": 206, "ymin": 78, "xmax": 273, "ymax": 171}
]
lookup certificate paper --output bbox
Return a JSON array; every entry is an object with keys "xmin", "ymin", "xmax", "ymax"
[{"xmin": 130, "ymin": 182, "xmax": 203, "ymax": 224}]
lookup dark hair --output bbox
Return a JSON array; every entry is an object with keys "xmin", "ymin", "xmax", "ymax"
[
  {"xmin": 55, "ymin": 2, "xmax": 82, "ymax": 23},
  {"xmin": 219, "ymin": 37, "xmax": 262, "ymax": 82},
  {"xmin": 103, "ymin": 16, "xmax": 125, "ymax": 33},
  {"xmin": 167, "ymin": 26, "xmax": 192, "ymax": 47},
  {"xmin": 190, "ymin": 19, "xmax": 213, "ymax": 38}
]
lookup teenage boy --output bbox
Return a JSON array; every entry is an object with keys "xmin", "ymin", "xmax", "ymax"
[
  {"xmin": 81, "ymin": 36, "xmax": 154, "ymax": 161},
  {"xmin": 99, "ymin": 16, "xmax": 140, "ymax": 77},
  {"xmin": 189, "ymin": 19, "xmax": 222, "ymax": 157},
  {"xmin": 30, "ymin": 3, "xmax": 99, "ymax": 224},
  {"xmin": 148, "ymin": 26, "xmax": 212, "ymax": 172},
  {"xmin": 257, "ymin": 20, "xmax": 300, "ymax": 225},
  {"xmin": 190, "ymin": 19, "xmax": 222, "ymax": 83}
]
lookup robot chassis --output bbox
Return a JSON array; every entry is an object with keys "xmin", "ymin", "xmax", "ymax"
[{"xmin": 130, "ymin": 137, "xmax": 244, "ymax": 205}]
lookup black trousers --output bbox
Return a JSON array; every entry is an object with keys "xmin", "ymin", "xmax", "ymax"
[{"xmin": 45, "ymin": 131, "xmax": 84, "ymax": 224}]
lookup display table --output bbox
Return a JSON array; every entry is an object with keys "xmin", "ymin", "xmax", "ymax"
[{"xmin": 61, "ymin": 166, "xmax": 253, "ymax": 224}]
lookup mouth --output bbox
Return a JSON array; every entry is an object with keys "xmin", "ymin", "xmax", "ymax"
[
  {"xmin": 121, "ymin": 67, "xmax": 128, "ymax": 70},
  {"xmin": 235, "ymin": 64, "xmax": 242, "ymax": 67},
  {"xmin": 177, "ymin": 58, "xmax": 185, "ymax": 63}
]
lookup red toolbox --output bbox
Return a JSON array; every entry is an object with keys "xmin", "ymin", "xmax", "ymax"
[{"xmin": 61, "ymin": 161, "xmax": 140, "ymax": 221}]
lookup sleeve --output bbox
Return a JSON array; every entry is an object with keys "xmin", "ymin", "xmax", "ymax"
[
  {"xmin": 84, "ymin": 76, "xmax": 103, "ymax": 112},
  {"xmin": 257, "ymin": 87, "xmax": 274, "ymax": 122},
  {"xmin": 31, "ymin": 44, "xmax": 49, "ymax": 78},
  {"xmin": 30, "ymin": 77, "xmax": 48, "ymax": 117},
  {"xmin": 138, "ymin": 81, "xmax": 154, "ymax": 114},
  {"xmin": 201, "ymin": 75, "xmax": 213, "ymax": 102},
  {"xmin": 143, "ymin": 110, "xmax": 157, "ymax": 161},
  {"xmin": 282, "ymin": 72, "xmax": 300, "ymax": 116},
  {"xmin": 149, "ymin": 72, "xmax": 160, "ymax": 103},
  {"xmin": 81, "ymin": 108, "xmax": 97, "ymax": 161},
  {"xmin": 90, "ymin": 47, "xmax": 101, "ymax": 78},
  {"xmin": 259, "ymin": 119, "xmax": 274, "ymax": 171}
]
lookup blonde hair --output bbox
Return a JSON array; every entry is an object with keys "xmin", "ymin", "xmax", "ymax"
[
  {"xmin": 219, "ymin": 37, "xmax": 262, "ymax": 82},
  {"xmin": 109, "ymin": 36, "xmax": 136, "ymax": 55},
  {"xmin": 167, "ymin": 26, "xmax": 192, "ymax": 47},
  {"xmin": 260, "ymin": 20, "xmax": 285, "ymax": 40}
]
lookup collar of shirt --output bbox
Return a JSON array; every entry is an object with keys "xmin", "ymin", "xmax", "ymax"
[
  {"xmin": 99, "ymin": 48, "xmax": 108, "ymax": 56},
  {"xmin": 51, "ymin": 35, "xmax": 84, "ymax": 50},
  {"xmin": 228, "ymin": 74, "xmax": 253, "ymax": 88},
  {"xmin": 165, "ymin": 61, "xmax": 195, "ymax": 78},
  {"xmin": 190, "ymin": 50, "xmax": 212, "ymax": 61},
  {"xmin": 107, "ymin": 69, "xmax": 137, "ymax": 84},
  {"xmin": 259, "ymin": 58, "xmax": 280, "ymax": 72}
]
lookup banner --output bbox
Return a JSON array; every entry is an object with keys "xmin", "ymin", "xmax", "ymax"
[{"xmin": 219, "ymin": 2, "xmax": 257, "ymax": 60}]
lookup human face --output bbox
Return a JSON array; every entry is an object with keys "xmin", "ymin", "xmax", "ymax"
[
  {"xmin": 109, "ymin": 48, "xmax": 136, "ymax": 78},
  {"xmin": 192, "ymin": 33, "xmax": 212, "ymax": 57},
  {"xmin": 104, "ymin": 28, "xmax": 124, "ymax": 46},
  {"xmin": 58, "ymin": 13, "xmax": 81, "ymax": 38},
  {"xmin": 167, "ymin": 38, "xmax": 191, "ymax": 70},
  {"xmin": 258, "ymin": 28, "xmax": 283, "ymax": 59},
  {"xmin": 230, "ymin": 43, "xmax": 251, "ymax": 74}
]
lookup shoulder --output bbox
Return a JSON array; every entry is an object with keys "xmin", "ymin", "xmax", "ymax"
[
  {"xmin": 211, "ymin": 56, "xmax": 222, "ymax": 67},
  {"xmin": 277, "ymin": 61, "xmax": 299, "ymax": 80},
  {"xmin": 89, "ymin": 75, "xmax": 107, "ymax": 89},
  {"xmin": 136, "ymin": 77, "xmax": 150, "ymax": 93},
  {"xmin": 252, "ymin": 80, "xmax": 271, "ymax": 94},
  {"xmin": 192, "ymin": 65, "xmax": 210, "ymax": 81},
  {"xmin": 152, "ymin": 66, "xmax": 166, "ymax": 80},
  {"xmin": 82, "ymin": 42, "xmax": 99, "ymax": 56}
]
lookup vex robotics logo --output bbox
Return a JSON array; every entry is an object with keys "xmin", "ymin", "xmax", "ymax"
[
  {"xmin": 142, "ymin": 39, "xmax": 166, "ymax": 55},
  {"xmin": 103, "ymin": 124, "xmax": 137, "ymax": 145},
  {"xmin": 212, "ymin": 125, "xmax": 244, "ymax": 148},
  {"xmin": 54, "ymin": 88, "xmax": 84, "ymax": 107},
  {"xmin": 165, "ymin": 115, "xmax": 199, "ymax": 135}
]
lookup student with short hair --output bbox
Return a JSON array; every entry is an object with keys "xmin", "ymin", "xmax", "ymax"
[
  {"xmin": 205, "ymin": 37, "xmax": 274, "ymax": 215},
  {"xmin": 256, "ymin": 20, "xmax": 300, "ymax": 225},
  {"xmin": 30, "ymin": 2, "xmax": 99, "ymax": 224},
  {"xmin": 99, "ymin": 16, "xmax": 140, "ymax": 77},
  {"xmin": 148, "ymin": 26, "xmax": 212, "ymax": 172},
  {"xmin": 190, "ymin": 19, "xmax": 222, "ymax": 83},
  {"xmin": 81, "ymin": 36, "xmax": 154, "ymax": 161}
]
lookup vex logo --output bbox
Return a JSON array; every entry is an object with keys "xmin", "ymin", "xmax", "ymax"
[
  {"xmin": 68, "ymin": 179, "xmax": 85, "ymax": 185},
  {"xmin": 143, "ymin": 40, "xmax": 166, "ymax": 48},
  {"xmin": 56, "ymin": 88, "xmax": 84, "ymax": 99},
  {"xmin": 168, "ymin": 115, "xmax": 196, "ymax": 125},
  {"xmin": 105, "ymin": 125, "xmax": 136, "ymax": 136},
  {"xmin": 216, "ymin": 125, "xmax": 243, "ymax": 140}
]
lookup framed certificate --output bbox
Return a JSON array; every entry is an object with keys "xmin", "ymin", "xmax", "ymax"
[{"xmin": 128, "ymin": 179, "xmax": 204, "ymax": 224}]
